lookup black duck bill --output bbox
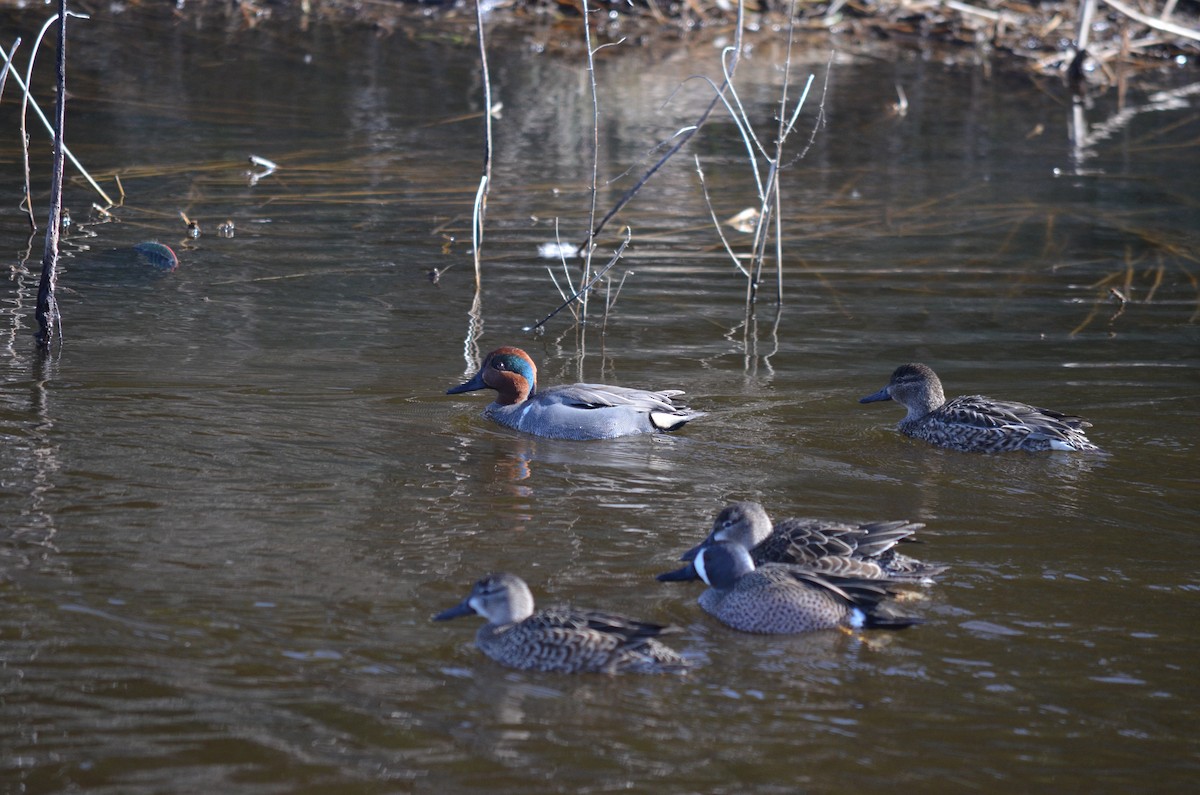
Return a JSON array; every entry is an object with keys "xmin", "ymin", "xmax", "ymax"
[
  {"xmin": 432, "ymin": 600, "xmax": 476, "ymax": 621},
  {"xmin": 859, "ymin": 386, "xmax": 893, "ymax": 404},
  {"xmin": 656, "ymin": 561, "xmax": 700, "ymax": 583},
  {"xmin": 446, "ymin": 369, "xmax": 486, "ymax": 395}
]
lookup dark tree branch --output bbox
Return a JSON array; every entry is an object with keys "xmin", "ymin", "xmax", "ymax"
[{"xmin": 35, "ymin": 1, "xmax": 67, "ymax": 350}]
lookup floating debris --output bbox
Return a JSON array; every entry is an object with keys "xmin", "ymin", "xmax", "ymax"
[
  {"xmin": 248, "ymin": 154, "xmax": 278, "ymax": 171},
  {"xmin": 538, "ymin": 241, "xmax": 579, "ymax": 260},
  {"xmin": 180, "ymin": 211, "xmax": 201, "ymax": 239},
  {"xmin": 247, "ymin": 154, "xmax": 278, "ymax": 186},
  {"xmin": 134, "ymin": 242, "xmax": 179, "ymax": 271},
  {"xmin": 724, "ymin": 207, "xmax": 760, "ymax": 233},
  {"xmin": 428, "ymin": 264, "xmax": 454, "ymax": 284}
]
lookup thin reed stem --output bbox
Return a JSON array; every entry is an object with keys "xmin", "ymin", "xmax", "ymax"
[
  {"xmin": 694, "ymin": 155, "xmax": 750, "ymax": 278},
  {"xmin": 0, "ymin": 37, "xmax": 16, "ymax": 102},
  {"xmin": 470, "ymin": 0, "xmax": 493, "ymax": 292},
  {"xmin": 579, "ymin": 0, "xmax": 605, "ymax": 322}
]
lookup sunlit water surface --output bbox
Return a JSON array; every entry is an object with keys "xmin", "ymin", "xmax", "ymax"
[{"xmin": 2, "ymin": 6, "xmax": 1198, "ymax": 794}]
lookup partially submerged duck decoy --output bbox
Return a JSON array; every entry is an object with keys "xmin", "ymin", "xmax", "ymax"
[
  {"xmin": 859, "ymin": 363, "xmax": 1100, "ymax": 453},
  {"xmin": 446, "ymin": 346, "xmax": 703, "ymax": 440},
  {"xmin": 672, "ymin": 501, "xmax": 945, "ymax": 584},
  {"xmin": 433, "ymin": 572, "xmax": 690, "ymax": 674},
  {"xmin": 657, "ymin": 542, "xmax": 922, "ymax": 635}
]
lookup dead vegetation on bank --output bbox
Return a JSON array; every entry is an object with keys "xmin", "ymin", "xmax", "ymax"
[{"xmin": 57, "ymin": 0, "xmax": 1197, "ymax": 89}]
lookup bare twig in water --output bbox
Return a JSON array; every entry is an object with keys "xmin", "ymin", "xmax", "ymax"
[
  {"xmin": 694, "ymin": 155, "xmax": 749, "ymax": 278},
  {"xmin": 470, "ymin": 0, "xmax": 494, "ymax": 292},
  {"xmin": 36, "ymin": 1, "xmax": 69, "ymax": 351},
  {"xmin": 577, "ymin": 0, "xmax": 612, "ymax": 325},
  {"xmin": 576, "ymin": 1, "xmax": 747, "ymax": 254},
  {"xmin": 542, "ymin": 219, "xmax": 574, "ymax": 313},
  {"xmin": 470, "ymin": 175, "xmax": 487, "ymax": 288},
  {"xmin": 526, "ymin": 229, "xmax": 631, "ymax": 333},
  {"xmin": 600, "ymin": 269, "xmax": 630, "ymax": 337},
  {"xmin": 3, "ymin": 11, "xmax": 113, "ymax": 208},
  {"xmin": 0, "ymin": 37, "xmax": 16, "ymax": 102},
  {"xmin": 2, "ymin": 37, "xmax": 37, "ymax": 230},
  {"xmin": 1068, "ymin": 245, "xmax": 1189, "ymax": 335},
  {"xmin": 702, "ymin": 4, "xmax": 821, "ymax": 306},
  {"xmin": 536, "ymin": 2, "xmax": 627, "ymax": 334}
]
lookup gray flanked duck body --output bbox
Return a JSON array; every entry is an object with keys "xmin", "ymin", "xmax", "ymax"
[
  {"xmin": 658, "ymin": 542, "xmax": 922, "ymax": 634},
  {"xmin": 675, "ymin": 501, "xmax": 945, "ymax": 584},
  {"xmin": 860, "ymin": 363, "xmax": 1100, "ymax": 453},
  {"xmin": 447, "ymin": 346, "xmax": 702, "ymax": 440},
  {"xmin": 434, "ymin": 572, "xmax": 689, "ymax": 674}
]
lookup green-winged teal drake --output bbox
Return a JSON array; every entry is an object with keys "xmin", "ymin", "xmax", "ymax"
[
  {"xmin": 433, "ymin": 572, "xmax": 690, "ymax": 674},
  {"xmin": 657, "ymin": 542, "xmax": 922, "ymax": 634},
  {"xmin": 860, "ymin": 362, "xmax": 1100, "ymax": 453},
  {"xmin": 673, "ymin": 501, "xmax": 945, "ymax": 584},
  {"xmin": 447, "ymin": 346, "xmax": 703, "ymax": 440}
]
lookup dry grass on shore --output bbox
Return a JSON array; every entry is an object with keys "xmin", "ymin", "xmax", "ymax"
[
  {"xmin": 140, "ymin": 0, "xmax": 1200, "ymax": 83},
  {"xmin": 4, "ymin": 0, "xmax": 1195, "ymax": 88}
]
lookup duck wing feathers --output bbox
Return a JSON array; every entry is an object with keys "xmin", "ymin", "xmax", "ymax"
[
  {"xmin": 939, "ymin": 395, "xmax": 1092, "ymax": 440},
  {"xmin": 543, "ymin": 383, "xmax": 687, "ymax": 413},
  {"xmin": 756, "ymin": 518, "xmax": 924, "ymax": 565},
  {"xmin": 535, "ymin": 606, "xmax": 681, "ymax": 640}
]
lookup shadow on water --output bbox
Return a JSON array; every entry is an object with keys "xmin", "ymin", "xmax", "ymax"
[{"xmin": 1, "ymin": 3, "xmax": 1199, "ymax": 793}]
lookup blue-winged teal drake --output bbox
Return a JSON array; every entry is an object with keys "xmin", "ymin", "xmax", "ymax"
[
  {"xmin": 860, "ymin": 363, "xmax": 1100, "ymax": 453},
  {"xmin": 657, "ymin": 542, "xmax": 922, "ymax": 634},
  {"xmin": 674, "ymin": 501, "xmax": 945, "ymax": 584},
  {"xmin": 447, "ymin": 346, "xmax": 703, "ymax": 440},
  {"xmin": 433, "ymin": 572, "xmax": 690, "ymax": 674}
]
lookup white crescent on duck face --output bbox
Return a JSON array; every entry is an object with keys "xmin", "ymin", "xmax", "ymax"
[{"xmin": 685, "ymin": 542, "xmax": 923, "ymax": 635}]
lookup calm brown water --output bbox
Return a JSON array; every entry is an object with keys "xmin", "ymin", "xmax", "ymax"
[{"xmin": 2, "ymin": 5, "xmax": 1199, "ymax": 794}]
